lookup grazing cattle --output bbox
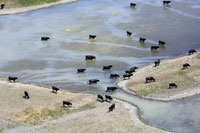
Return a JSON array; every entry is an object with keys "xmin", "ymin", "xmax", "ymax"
[
  {"xmin": 154, "ymin": 59, "xmax": 160, "ymax": 67},
  {"xmin": 188, "ymin": 49, "xmax": 196, "ymax": 55},
  {"xmin": 130, "ymin": 3, "xmax": 136, "ymax": 8},
  {"xmin": 151, "ymin": 46, "xmax": 159, "ymax": 51},
  {"xmin": 52, "ymin": 86, "xmax": 59, "ymax": 93},
  {"xmin": 127, "ymin": 31, "xmax": 132, "ymax": 37},
  {"xmin": 130, "ymin": 66, "xmax": 138, "ymax": 71},
  {"xmin": 169, "ymin": 83, "xmax": 177, "ymax": 89},
  {"xmin": 106, "ymin": 87, "xmax": 118, "ymax": 92},
  {"xmin": 139, "ymin": 38, "xmax": 146, "ymax": 42},
  {"xmin": 183, "ymin": 63, "xmax": 190, "ymax": 69},
  {"xmin": 63, "ymin": 101, "xmax": 72, "ymax": 107},
  {"xmin": 158, "ymin": 40, "xmax": 166, "ymax": 46},
  {"xmin": 145, "ymin": 77, "xmax": 155, "ymax": 83},
  {"xmin": 1, "ymin": 4, "xmax": 4, "ymax": 9},
  {"xmin": 85, "ymin": 55, "xmax": 96, "ymax": 60},
  {"xmin": 24, "ymin": 91, "xmax": 29, "ymax": 99},
  {"xmin": 41, "ymin": 37, "xmax": 50, "ymax": 41},
  {"xmin": 109, "ymin": 104, "xmax": 115, "ymax": 112},
  {"xmin": 88, "ymin": 79, "xmax": 100, "ymax": 85},
  {"xmin": 97, "ymin": 94, "xmax": 104, "ymax": 102},
  {"xmin": 105, "ymin": 95, "xmax": 113, "ymax": 102},
  {"xmin": 77, "ymin": 68, "xmax": 86, "ymax": 73},
  {"xmin": 103, "ymin": 65, "xmax": 113, "ymax": 70},
  {"xmin": 8, "ymin": 76, "xmax": 18, "ymax": 83},
  {"xmin": 123, "ymin": 73, "xmax": 133, "ymax": 79},
  {"xmin": 125, "ymin": 69, "xmax": 135, "ymax": 74},
  {"xmin": 163, "ymin": 1, "xmax": 171, "ymax": 5},
  {"xmin": 110, "ymin": 74, "xmax": 120, "ymax": 79},
  {"xmin": 89, "ymin": 35, "xmax": 96, "ymax": 40}
]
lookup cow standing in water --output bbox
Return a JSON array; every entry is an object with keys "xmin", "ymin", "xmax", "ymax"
[
  {"xmin": 139, "ymin": 38, "xmax": 146, "ymax": 43},
  {"xmin": 130, "ymin": 3, "xmax": 136, "ymax": 8},
  {"xmin": 89, "ymin": 35, "xmax": 96, "ymax": 40},
  {"xmin": 41, "ymin": 37, "xmax": 50, "ymax": 41},
  {"xmin": 163, "ymin": 1, "xmax": 171, "ymax": 5}
]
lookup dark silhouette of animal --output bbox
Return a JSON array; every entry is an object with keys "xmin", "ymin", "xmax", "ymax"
[
  {"xmin": 130, "ymin": 66, "xmax": 138, "ymax": 71},
  {"xmin": 110, "ymin": 74, "xmax": 120, "ymax": 79},
  {"xmin": 154, "ymin": 59, "xmax": 160, "ymax": 67},
  {"xmin": 145, "ymin": 77, "xmax": 155, "ymax": 83},
  {"xmin": 158, "ymin": 40, "xmax": 166, "ymax": 46},
  {"xmin": 89, "ymin": 35, "xmax": 96, "ymax": 40},
  {"xmin": 183, "ymin": 63, "xmax": 190, "ymax": 69},
  {"xmin": 139, "ymin": 38, "xmax": 146, "ymax": 42},
  {"xmin": 123, "ymin": 73, "xmax": 133, "ymax": 79},
  {"xmin": 106, "ymin": 87, "xmax": 118, "ymax": 92},
  {"xmin": 41, "ymin": 37, "xmax": 50, "ymax": 41},
  {"xmin": 188, "ymin": 49, "xmax": 196, "ymax": 55},
  {"xmin": 63, "ymin": 101, "xmax": 72, "ymax": 107},
  {"xmin": 130, "ymin": 3, "xmax": 136, "ymax": 8},
  {"xmin": 103, "ymin": 65, "xmax": 112, "ymax": 70},
  {"xmin": 52, "ymin": 86, "xmax": 59, "ymax": 93},
  {"xmin": 127, "ymin": 31, "xmax": 132, "ymax": 36},
  {"xmin": 24, "ymin": 91, "xmax": 29, "ymax": 99},
  {"xmin": 88, "ymin": 79, "xmax": 100, "ymax": 85},
  {"xmin": 105, "ymin": 95, "xmax": 112, "ymax": 102},
  {"xmin": 1, "ymin": 4, "xmax": 4, "ymax": 9},
  {"xmin": 8, "ymin": 76, "xmax": 18, "ymax": 82},
  {"xmin": 169, "ymin": 83, "xmax": 177, "ymax": 89},
  {"xmin": 125, "ymin": 69, "xmax": 135, "ymax": 74},
  {"xmin": 77, "ymin": 69, "xmax": 86, "ymax": 73},
  {"xmin": 163, "ymin": 1, "xmax": 171, "ymax": 5},
  {"xmin": 97, "ymin": 94, "xmax": 104, "ymax": 102},
  {"xmin": 85, "ymin": 55, "xmax": 96, "ymax": 60},
  {"xmin": 151, "ymin": 46, "xmax": 159, "ymax": 51},
  {"xmin": 109, "ymin": 104, "xmax": 115, "ymax": 112}
]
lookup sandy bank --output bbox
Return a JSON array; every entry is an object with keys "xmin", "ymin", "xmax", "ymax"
[{"xmin": 0, "ymin": 0, "xmax": 78, "ymax": 16}]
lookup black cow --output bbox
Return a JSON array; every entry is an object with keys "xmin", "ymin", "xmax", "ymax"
[
  {"xmin": 1, "ymin": 4, "xmax": 4, "ymax": 9},
  {"xmin": 125, "ymin": 69, "xmax": 135, "ymax": 74},
  {"xmin": 139, "ymin": 38, "xmax": 146, "ymax": 42},
  {"xmin": 41, "ymin": 37, "xmax": 50, "ymax": 41},
  {"xmin": 97, "ymin": 94, "xmax": 104, "ymax": 102},
  {"xmin": 85, "ymin": 55, "xmax": 96, "ymax": 60},
  {"xmin": 154, "ymin": 59, "xmax": 160, "ymax": 67},
  {"xmin": 106, "ymin": 87, "xmax": 118, "ymax": 92},
  {"xmin": 123, "ymin": 73, "xmax": 133, "ymax": 79},
  {"xmin": 77, "ymin": 68, "xmax": 86, "ymax": 73},
  {"xmin": 151, "ymin": 46, "xmax": 159, "ymax": 51},
  {"xmin": 52, "ymin": 86, "xmax": 59, "ymax": 93},
  {"xmin": 105, "ymin": 95, "xmax": 113, "ymax": 102},
  {"xmin": 8, "ymin": 76, "xmax": 18, "ymax": 83},
  {"xmin": 88, "ymin": 79, "xmax": 100, "ymax": 85},
  {"xmin": 130, "ymin": 66, "xmax": 138, "ymax": 71},
  {"xmin": 103, "ymin": 65, "xmax": 112, "ymax": 70},
  {"xmin": 110, "ymin": 74, "xmax": 120, "ymax": 79},
  {"xmin": 89, "ymin": 35, "xmax": 96, "ymax": 40},
  {"xmin": 183, "ymin": 63, "xmax": 190, "ymax": 69},
  {"xmin": 163, "ymin": 1, "xmax": 171, "ymax": 5},
  {"xmin": 130, "ymin": 3, "xmax": 136, "ymax": 8},
  {"xmin": 145, "ymin": 77, "xmax": 155, "ymax": 83},
  {"xmin": 127, "ymin": 31, "xmax": 132, "ymax": 36},
  {"xmin": 109, "ymin": 104, "xmax": 115, "ymax": 112},
  {"xmin": 169, "ymin": 83, "xmax": 177, "ymax": 89},
  {"xmin": 158, "ymin": 40, "xmax": 166, "ymax": 46},
  {"xmin": 24, "ymin": 91, "xmax": 30, "ymax": 99},
  {"xmin": 188, "ymin": 49, "xmax": 196, "ymax": 55},
  {"xmin": 63, "ymin": 101, "xmax": 72, "ymax": 107}
]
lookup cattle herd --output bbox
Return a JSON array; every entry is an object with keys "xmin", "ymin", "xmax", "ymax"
[{"xmin": 4, "ymin": 0, "xmax": 198, "ymax": 113}]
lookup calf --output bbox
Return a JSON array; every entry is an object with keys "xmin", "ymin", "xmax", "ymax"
[
  {"xmin": 8, "ymin": 76, "xmax": 18, "ymax": 83},
  {"xmin": 77, "ymin": 68, "xmax": 86, "ymax": 73},
  {"xmin": 151, "ymin": 46, "xmax": 159, "ymax": 51},
  {"xmin": 97, "ymin": 94, "xmax": 104, "ymax": 102},
  {"xmin": 123, "ymin": 73, "xmax": 133, "ymax": 79},
  {"xmin": 188, "ymin": 49, "xmax": 196, "ymax": 55},
  {"xmin": 103, "ymin": 65, "xmax": 112, "ymax": 70},
  {"xmin": 169, "ymin": 83, "xmax": 177, "ymax": 89},
  {"xmin": 52, "ymin": 86, "xmax": 59, "ymax": 93},
  {"xmin": 1, "ymin": 4, "xmax": 4, "ymax": 9},
  {"xmin": 163, "ymin": 1, "xmax": 171, "ymax": 5},
  {"xmin": 139, "ymin": 38, "xmax": 146, "ymax": 42},
  {"xmin": 130, "ymin": 3, "xmax": 136, "ymax": 8},
  {"xmin": 145, "ymin": 77, "xmax": 155, "ymax": 83},
  {"xmin": 41, "ymin": 37, "xmax": 50, "ymax": 41},
  {"xmin": 106, "ymin": 87, "xmax": 118, "ymax": 92},
  {"xmin": 127, "ymin": 31, "xmax": 132, "ymax": 37},
  {"xmin": 158, "ymin": 40, "xmax": 166, "ymax": 46},
  {"xmin": 63, "ymin": 101, "xmax": 72, "ymax": 107},
  {"xmin": 88, "ymin": 79, "xmax": 100, "ymax": 85},
  {"xmin": 183, "ymin": 63, "xmax": 190, "ymax": 69},
  {"xmin": 105, "ymin": 95, "xmax": 113, "ymax": 102},
  {"xmin": 154, "ymin": 59, "xmax": 160, "ymax": 67},
  {"xmin": 85, "ymin": 55, "xmax": 96, "ymax": 60},
  {"xmin": 89, "ymin": 35, "xmax": 96, "ymax": 40},
  {"xmin": 110, "ymin": 74, "xmax": 120, "ymax": 79},
  {"xmin": 109, "ymin": 104, "xmax": 115, "ymax": 112},
  {"xmin": 24, "ymin": 91, "xmax": 30, "ymax": 99}
]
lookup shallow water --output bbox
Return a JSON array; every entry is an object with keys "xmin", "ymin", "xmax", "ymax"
[{"xmin": 0, "ymin": 0, "xmax": 200, "ymax": 132}]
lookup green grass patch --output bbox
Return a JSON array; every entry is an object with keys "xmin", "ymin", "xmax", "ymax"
[{"xmin": 196, "ymin": 53, "xmax": 200, "ymax": 59}]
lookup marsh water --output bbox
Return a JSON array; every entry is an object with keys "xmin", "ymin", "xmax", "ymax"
[{"xmin": 0, "ymin": 0, "xmax": 200, "ymax": 132}]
